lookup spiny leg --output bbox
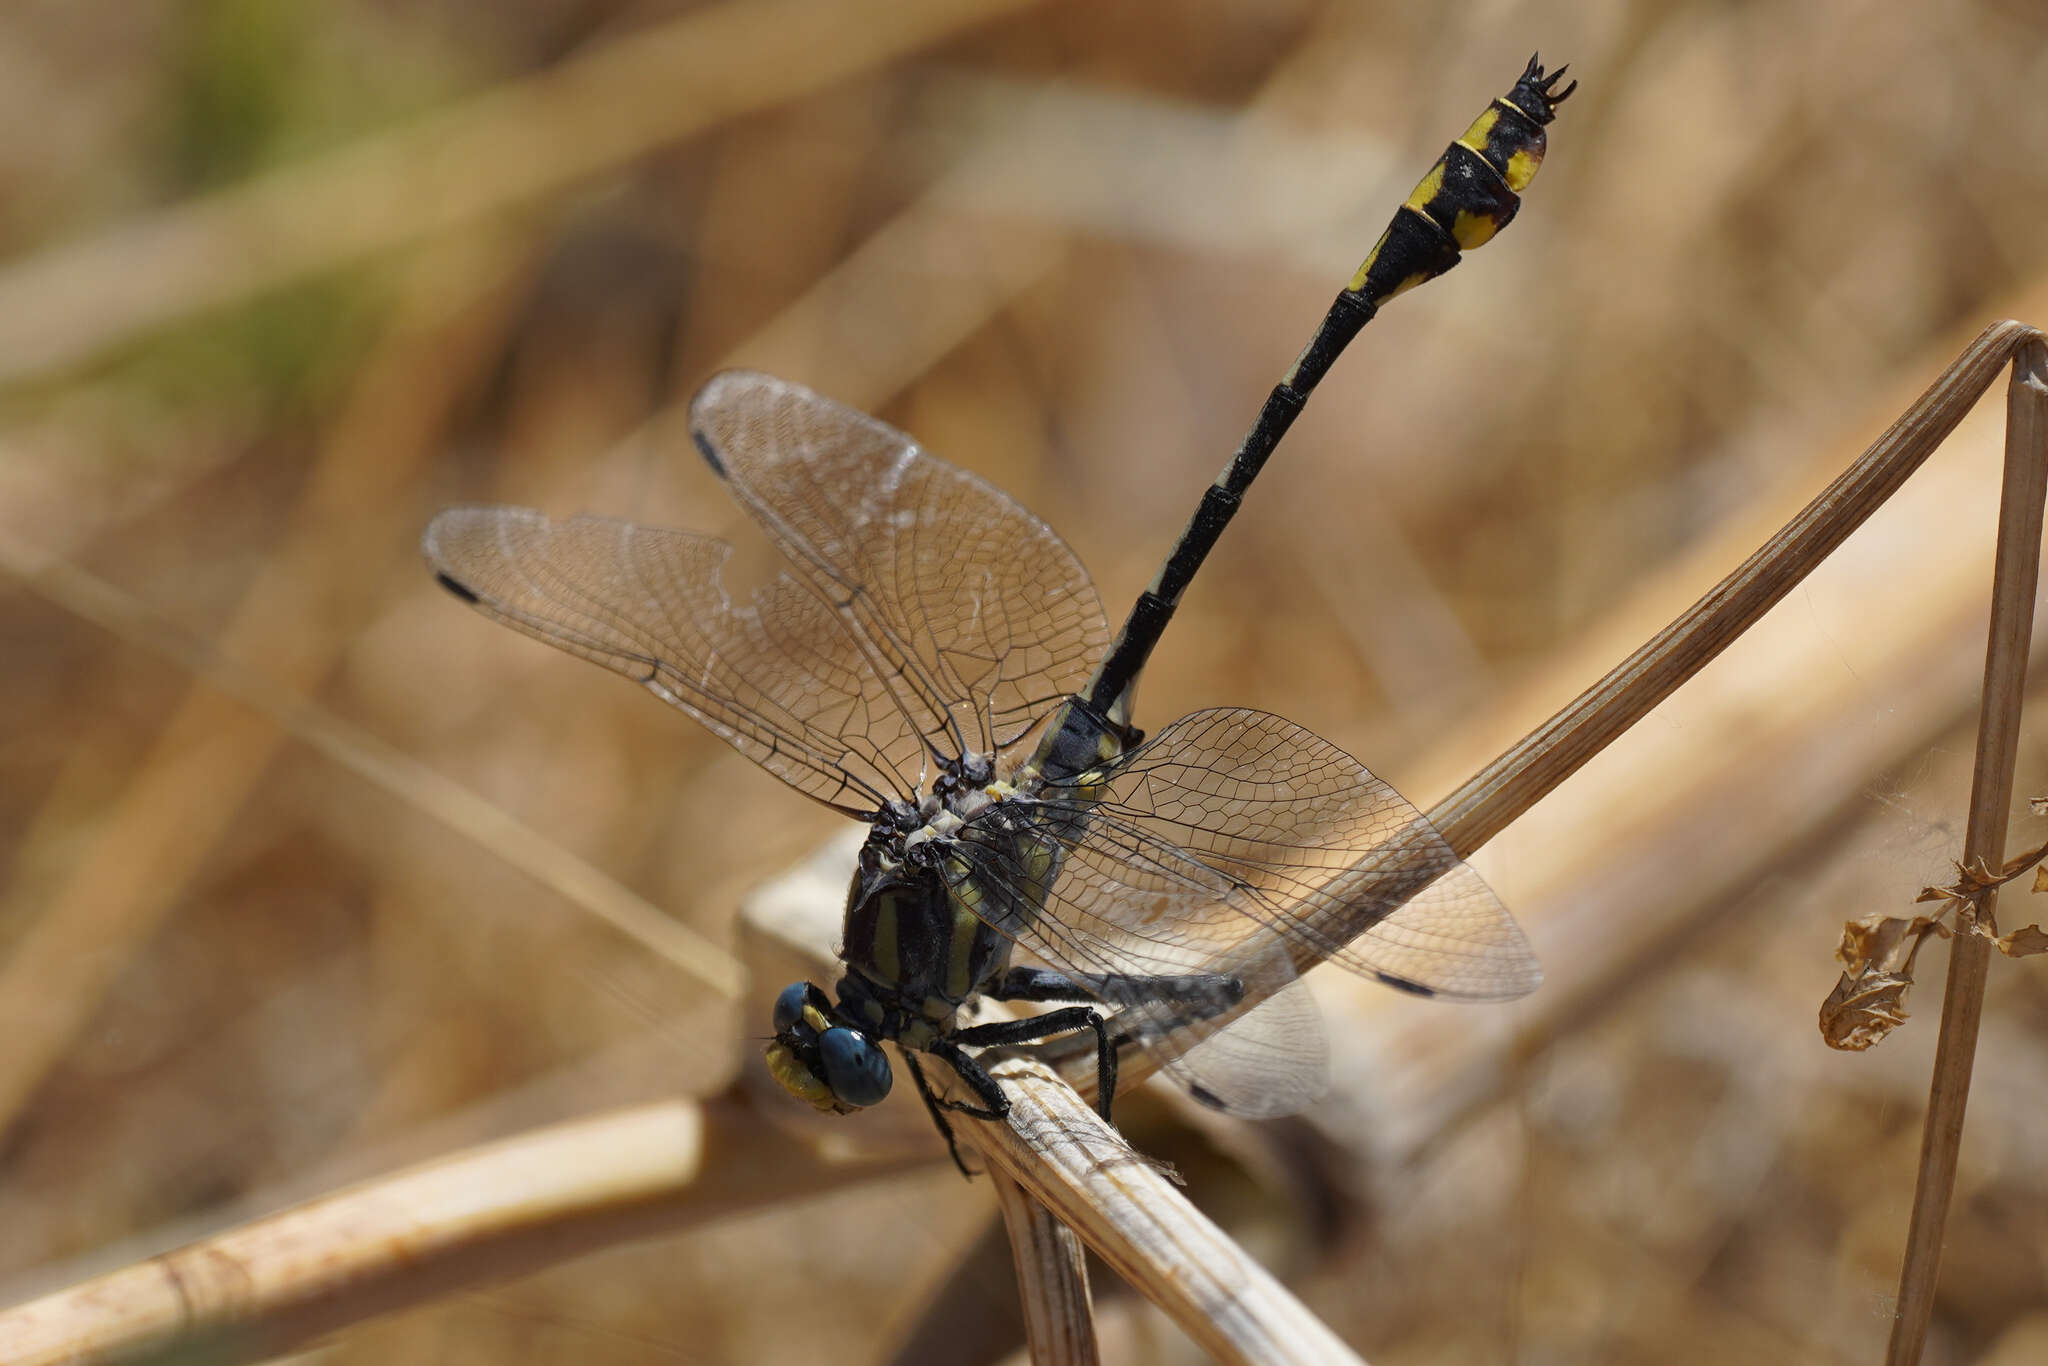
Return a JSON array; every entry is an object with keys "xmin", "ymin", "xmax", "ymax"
[
  {"xmin": 994, "ymin": 965, "xmax": 1244, "ymax": 1019},
  {"xmin": 951, "ymin": 1004, "xmax": 1115, "ymax": 1121},
  {"xmin": 991, "ymin": 958, "xmax": 1245, "ymax": 1064},
  {"xmin": 992, "ymin": 965, "xmax": 1253, "ymax": 1114},
  {"xmin": 902, "ymin": 1050, "xmax": 977, "ymax": 1179},
  {"xmin": 921, "ymin": 974, "xmax": 1236, "ymax": 1138},
  {"xmin": 926, "ymin": 1035, "xmax": 1014, "ymax": 1120},
  {"xmin": 910, "ymin": 1024, "xmax": 1103, "ymax": 1178}
]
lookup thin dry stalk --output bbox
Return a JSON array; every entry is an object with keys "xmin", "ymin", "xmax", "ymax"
[
  {"xmin": 974, "ymin": 1062, "xmax": 1366, "ymax": 1366},
  {"xmin": 1884, "ymin": 338, "xmax": 2048, "ymax": 1363},
  {"xmin": 0, "ymin": 1097, "xmax": 925, "ymax": 1366},
  {"xmin": 987, "ymin": 1167, "xmax": 1101, "ymax": 1366},
  {"xmin": 1428, "ymin": 320, "xmax": 2042, "ymax": 860}
]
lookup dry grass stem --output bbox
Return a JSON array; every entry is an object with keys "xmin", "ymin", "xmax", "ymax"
[
  {"xmin": 987, "ymin": 1167, "xmax": 1101, "ymax": 1366},
  {"xmin": 1429, "ymin": 320, "xmax": 2045, "ymax": 862},
  {"xmin": 0, "ymin": 1096, "xmax": 927, "ymax": 1366},
  {"xmin": 971, "ymin": 1061, "xmax": 1366, "ymax": 1366},
  {"xmin": 1885, "ymin": 338, "xmax": 2048, "ymax": 1363},
  {"xmin": 1339, "ymin": 295, "xmax": 2048, "ymax": 1176}
]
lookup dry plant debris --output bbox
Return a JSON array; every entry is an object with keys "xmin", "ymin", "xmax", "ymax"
[{"xmin": 1821, "ymin": 827, "xmax": 2048, "ymax": 1050}]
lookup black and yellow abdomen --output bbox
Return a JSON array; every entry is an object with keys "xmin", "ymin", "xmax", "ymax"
[{"xmin": 1347, "ymin": 54, "xmax": 1575, "ymax": 306}]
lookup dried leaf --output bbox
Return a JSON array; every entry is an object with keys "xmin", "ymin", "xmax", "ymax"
[
  {"xmin": 1821, "ymin": 913, "xmax": 1948, "ymax": 1051},
  {"xmin": 1997, "ymin": 925, "xmax": 2048, "ymax": 958},
  {"xmin": 1823, "ymin": 831, "xmax": 2048, "ymax": 1049},
  {"xmin": 1912, "ymin": 840, "xmax": 2048, "ymax": 932},
  {"xmin": 1834, "ymin": 913, "xmax": 1943, "ymax": 971},
  {"xmin": 1916, "ymin": 860, "xmax": 1993, "ymax": 910},
  {"xmin": 2002, "ymin": 834, "xmax": 2048, "ymax": 880},
  {"xmin": 1820, "ymin": 968, "xmax": 1914, "ymax": 1051}
]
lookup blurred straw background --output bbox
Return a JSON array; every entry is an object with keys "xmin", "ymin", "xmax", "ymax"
[{"xmin": 5, "ymin": 1, "xmax": 2048, "ymax": 1362}]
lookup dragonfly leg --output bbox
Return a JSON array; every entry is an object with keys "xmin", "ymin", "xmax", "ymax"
[
  {"xmin": 950, "ymin": 1006, "xmax": 1115, "ymax": 1121},
  {"xmin": 902, "ymin": 1050, "xmax": 978, "ymax": 1178},
  {"xmin": 990, "ymin": 967, "xmax": 1259, "ymax": 1113},
  {"xmin": 993, "ymin": 965, "xmax": 1244, "ymax": 1019},
  {"xmin": 925, "ymin": 1035, "xmax": 1013, "ymax": 1121}
]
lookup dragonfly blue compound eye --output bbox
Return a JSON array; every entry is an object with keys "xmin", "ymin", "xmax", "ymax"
[
  {"xmin": 771, "ymin": 982, "xmax": 810, "ymax": 1036},
  {"xmin": 818, "ymin": 1027, "xmax": 892, "ymax": 1108}
]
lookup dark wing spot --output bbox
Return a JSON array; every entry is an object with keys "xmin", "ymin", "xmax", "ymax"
[
  {"xmin": 1376, "ymin": 973, "xmax": 1437, "ymax": 998},
  {"xmin": 1188, "ymin": 1084, "xmax": 1229, "ymax": 1111},
  {"xmin": 434, "ymin": 571, "xmax": 481, "ymax": 604}
]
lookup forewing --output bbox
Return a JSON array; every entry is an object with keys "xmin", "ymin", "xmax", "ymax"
[
  {"xmin": 951, "ymin": 803, "xmax": 1329, "ymax": 1117},
  {"xmin": 689, "ymin": 371, "xmax": 1108, "ymax": 760},
  {"xmin": 424, "ymin": 506, "xmax": 924, "ymax": 814},
  {"xmin": 1069, "ymin": 708, "xmax": 1541, "ymax": 1001}
]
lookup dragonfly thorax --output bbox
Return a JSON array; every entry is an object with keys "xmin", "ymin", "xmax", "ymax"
[
  {"xmin": 766, "ymin": 790, "xmax": 1024, "ymax": 1116},
  {"xmin": 870, "ymin": 752, "xmax": 1012, "ymax": 861}
]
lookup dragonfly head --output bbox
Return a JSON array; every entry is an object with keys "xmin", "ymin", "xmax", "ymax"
[{"xmin": 764, "ymin": 981, "xmax": 892, "ymax": 1113}]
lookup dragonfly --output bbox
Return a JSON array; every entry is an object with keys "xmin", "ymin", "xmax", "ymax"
[{"xmin": 424, "ymin": 56, "xmax": 1571, "ymax": 1172}]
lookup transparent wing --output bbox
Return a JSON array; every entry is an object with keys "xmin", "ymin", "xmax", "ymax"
[
  {"xmin": 1068, "ymin": 707, "xmax": 1541, "ymax": 1001},
  {"xmin": 950, "ymin": 803, "xmax": 1330, "ymax": 1117},
  {"xmin": 690, "ymin": 371, "xmax": 1108, "ymax": 762},
  {"xmin": 423, "ymin": 506, "xmax": 923, "ymax": 814}
]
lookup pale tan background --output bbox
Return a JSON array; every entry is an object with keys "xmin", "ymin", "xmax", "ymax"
[{"xmin": 4, "ymin": 1, "xmax": 2048, "ymax": 1362}]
